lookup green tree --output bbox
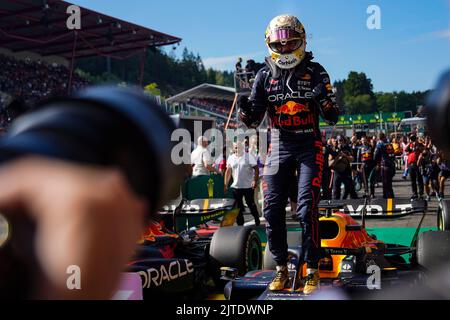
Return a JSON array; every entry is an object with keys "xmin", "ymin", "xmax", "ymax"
[
  {"xmin": 76, "ymin": 46, "xmax": 247, "ymax": 97},
  {"xmin": 343, "ymin": 71, "xmax": 374, "ymax": 97},
  {"xmin": 344, "ymin": 94, "xmax": 373, "ymax": 114},
  {"xmin": 333, "ymin": 80, "xmax": 345, "ymax": 111},
  {"xmin": 336, "ymin": 71, "xmax": 377, "ymax": 114},
  {"xmin": 375, "ymin": 92, "xmax": 394, "ymax": 112},
  {"xmin": 144, "ymin": 83, "xmax": 161, "ymax": 96}
]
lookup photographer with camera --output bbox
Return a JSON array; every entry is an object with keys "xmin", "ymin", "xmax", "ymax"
[{"xmin": 329, "ymin": 136, "xmax": 358, "ymax": 200}]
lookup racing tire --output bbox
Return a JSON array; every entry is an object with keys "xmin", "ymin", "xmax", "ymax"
[
  {"xmin": 417, "ymin": 231, "xmax": 450, "ymax": 271},
  {"xmin": 263, "ymin": 231, "xmax": 302, "ymax": 270},
  {"xmin": 437, "ymin": 200, "xmax": 450, "ymax": 231},
  {"xmin": 263, "ymin": 248, "xmax": 277, "ymax": 270},
  {"xmin": 209, "ymin": 226, "xmax": 262, "ymax": 276}
]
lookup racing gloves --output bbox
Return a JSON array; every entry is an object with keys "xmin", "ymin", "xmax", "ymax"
[
  {"xmin": 237, "ymin": 94, "xmax": 266, "ymax": 129},
  {"xmin": 311, "ymin": 84, "xmax": 339, "ymax": 125}
]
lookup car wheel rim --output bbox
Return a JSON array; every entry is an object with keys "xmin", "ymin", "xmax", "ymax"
[{"xmin": 247, "ymin": 239, "xmax": 261, "ymax": 271}]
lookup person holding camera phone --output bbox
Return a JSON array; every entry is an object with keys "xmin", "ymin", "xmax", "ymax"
[{"xmin": 329, "ymin": 136, "xmax": 358, "ymax": 200}]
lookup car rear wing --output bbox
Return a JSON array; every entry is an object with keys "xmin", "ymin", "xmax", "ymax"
[
  {"xmin": 319, "ymin": 198, "xmax": 427, "ymax": 218},
  {"xmin": 158, "ymin": 198, "xmax": 238, "ymax": 232}
]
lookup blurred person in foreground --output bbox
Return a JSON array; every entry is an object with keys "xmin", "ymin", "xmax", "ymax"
[
  {"xmin": 238, "ymin": 14, "xmax": 339, "ymax": 294},
  {"xmin": 0, "ymin": 157, "xmax": 147, "ymax": 299}
]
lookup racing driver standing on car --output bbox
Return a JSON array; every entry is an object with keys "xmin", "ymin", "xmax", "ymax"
[{"xmin": 238, "ymin": 14, "xmax": 339, "ymax": 294}]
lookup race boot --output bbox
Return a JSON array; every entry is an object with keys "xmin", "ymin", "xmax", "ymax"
[
  {"xmin": 269, "ymin": 265, "xmax": 289, "ymax": 291},
  {"xmin": 303, "ymin": 269, "xmax": 320, "ymax": 295}
]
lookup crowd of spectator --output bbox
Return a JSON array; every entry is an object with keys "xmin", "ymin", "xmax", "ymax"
[
  {"xmin": 187, "ymin": 98, "xmax": 232, "ymax": 117},
  {"xmin": 0, "ymin": 53, "xmax": 89, "ymax": 107},
  {"xmin": 321, "ymin": 131, "xmax": 449, "ymax": 201},
  {"xmin": 188, "ymin": 129, "xmax": 449, "ymax": 224},
  {"xmin": 185, "ymin": 98, "xmax": 240, "ymax": 130}
]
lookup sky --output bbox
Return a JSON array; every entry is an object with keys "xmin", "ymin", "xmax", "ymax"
[{"xmin": 72, "ymin": 0, "xmax": 450, "ymax": 93}]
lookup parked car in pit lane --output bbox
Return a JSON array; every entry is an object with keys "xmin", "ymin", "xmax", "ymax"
[
  {"xmin": 221, "ymin": 201, "xmax": 450, "ymax": 300},
  {"xmin": 124, "ymin": 197, "xmax": 263, "ymax": 300}
]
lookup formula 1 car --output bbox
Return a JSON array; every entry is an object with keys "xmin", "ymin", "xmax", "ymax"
[
  {"xmin": 123, "ymin": 197, "xmax": 263, "ymax": 300},
  {"xmin": 221, "ymin": 200, "xmax": 450, "ymax": 300}
]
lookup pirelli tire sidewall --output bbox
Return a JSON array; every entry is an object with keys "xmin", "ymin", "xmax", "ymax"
[
  {"xmin": 209, "ymin": 226, "xmax": 262, "ymax": 276},
  {"xmin": 417, "ymin": 231, "xmax": 450, "ymax": 271},
  {"xmin": 437, "ymin": 200, "xmax": 450, "ymax": 231}
]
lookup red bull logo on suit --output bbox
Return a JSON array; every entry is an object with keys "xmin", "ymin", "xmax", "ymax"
[{"xmin": 275, "ymin": 101, "xmax": 310, "ymax": 116}]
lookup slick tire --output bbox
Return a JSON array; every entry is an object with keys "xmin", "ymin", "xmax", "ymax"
[
  {"xmin": 417, "ymin": 231, "xmax": 450, "ymax": 271},
  {"xmin": 263, "ymin": 231, "xmax": 302, "ymax": 270},
  {"xmin": 209, "ymin": 226, "xmax": 262, "ymax": 276},
  {"xmin": 437, "ymin": 200, "xmax": 450, "ymax": 231}
]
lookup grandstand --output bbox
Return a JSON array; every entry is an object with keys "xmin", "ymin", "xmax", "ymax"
[
  {"xmin": 0, "ymin": 0, "xmax": 181, "ymax": 124},
  {"xmin": 166, "ymin": 83, "xmax": 238, "ymax": 129}
]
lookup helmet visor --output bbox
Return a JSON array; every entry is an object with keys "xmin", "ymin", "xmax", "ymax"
[
  {"xmin": 269, "ymin": 39, "xmax": 303, "ymax": 54},
  {"xmin": 267, "ymin": 28, "xmax": 303, "ymax": 43}
]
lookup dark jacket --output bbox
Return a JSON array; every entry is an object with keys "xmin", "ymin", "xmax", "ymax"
[
  {"xmin": 243, "ymin": 52, "xmax": 339, "ymax": 143},
  {"xmin": 374, "ymin": 141, "xmax": 396, "ymax": 167}
]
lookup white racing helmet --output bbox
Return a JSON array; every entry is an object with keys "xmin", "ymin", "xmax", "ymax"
[{"xmin": 265, "ymin": 14, "xmax": 306, "ymax": 70}]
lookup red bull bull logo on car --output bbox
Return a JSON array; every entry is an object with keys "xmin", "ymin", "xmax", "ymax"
[{"xmin": 275, "ymin": 101, "xmax": 310, "ymax": 116}]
